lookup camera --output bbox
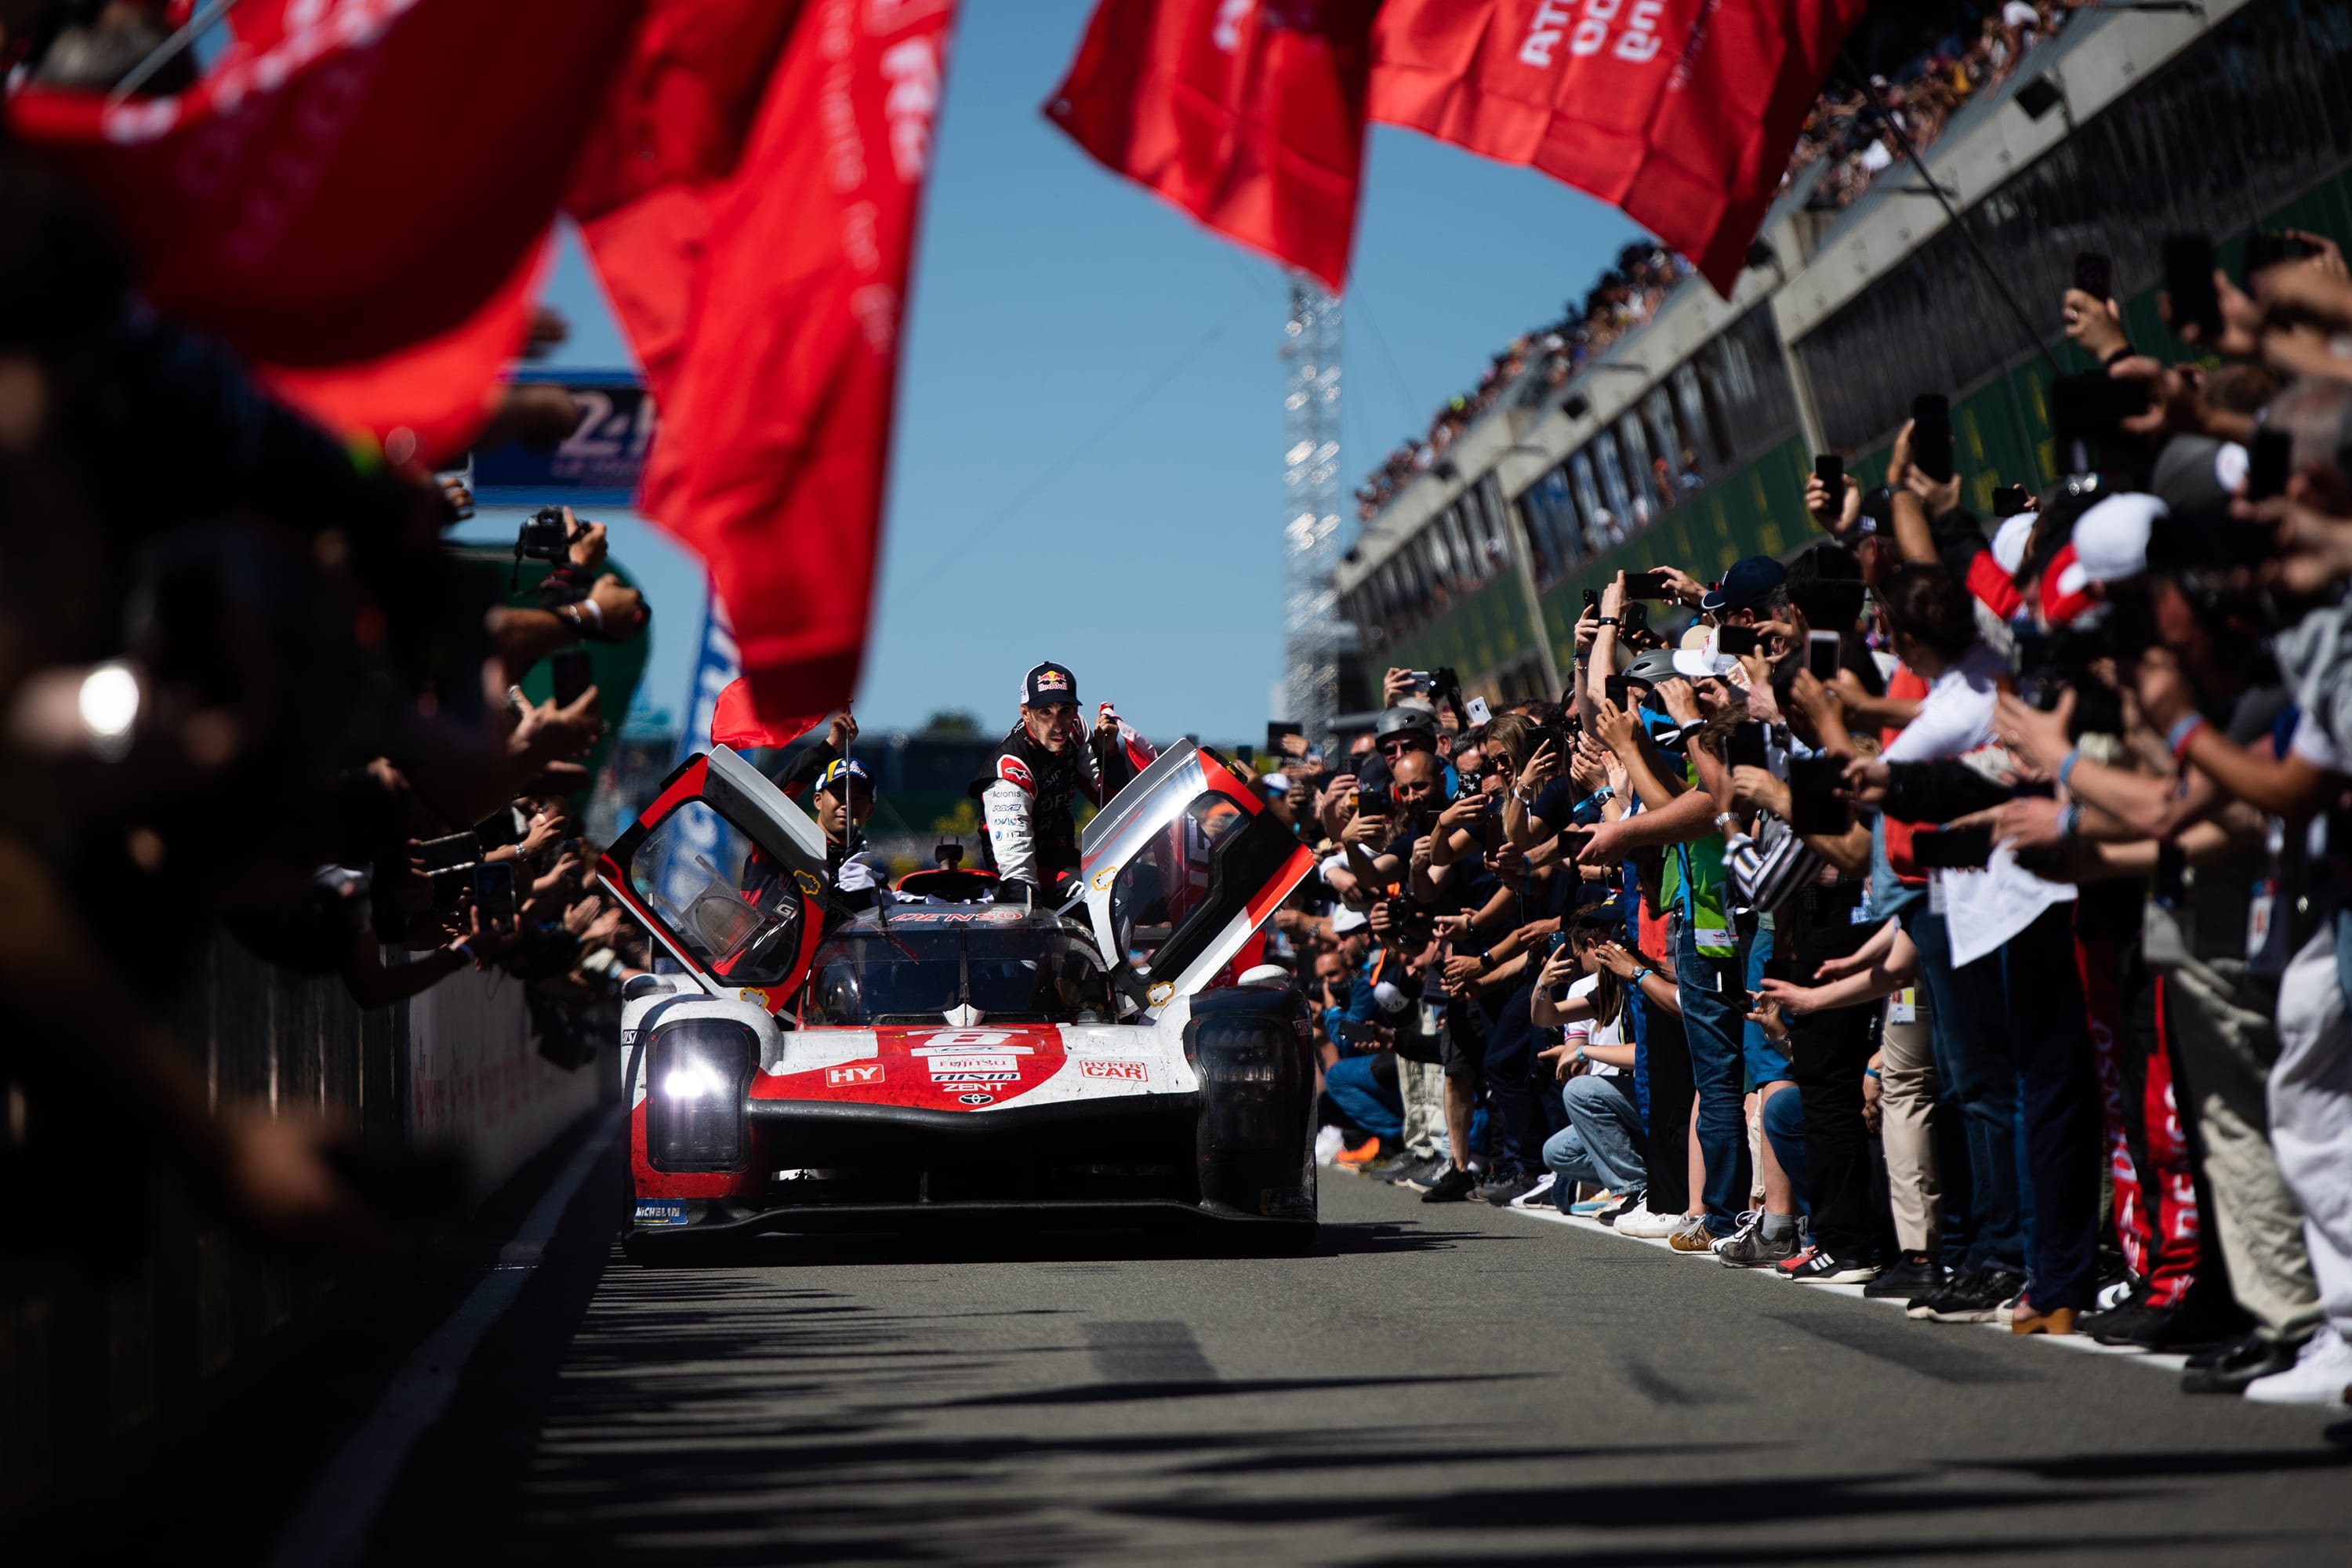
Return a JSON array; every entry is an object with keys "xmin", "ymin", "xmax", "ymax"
[{"xmin": 512, "ymin": 505, "xmax": 577, "ymax": 588}]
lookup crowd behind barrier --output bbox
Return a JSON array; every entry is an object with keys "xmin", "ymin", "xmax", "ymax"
[{"xmin": 1264, "ymin": 225, "xmax": 2352, "ymax": 1415}]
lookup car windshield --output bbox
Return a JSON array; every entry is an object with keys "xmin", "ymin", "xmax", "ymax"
[{"xmin": 800, "ymin": 922, "xmax": 1113, "ymax": 1025}]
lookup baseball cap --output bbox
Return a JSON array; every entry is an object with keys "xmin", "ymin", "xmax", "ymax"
[
  {"xmin": 1700, "ymin": 554, "xmax": 1788, "ymax": 614},
  {"xmin": 816, "ymin": 757, "xmax": 873, "ymax": 794},
  {"xmin": 1019, "ymin": 661, "xmax": 1080, "ymax": 707},
  {"xmin": 1331, "ymin": 903, "xmax": 1370, "ymax": 934},
  {"xmin": 1671, "ymin": 629, "xmax": 1741, "ymax": 680}
]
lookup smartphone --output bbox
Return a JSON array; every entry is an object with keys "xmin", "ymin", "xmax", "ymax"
[
  {"xmin": 1267, "ymin": 721, "xmax": 1302, "ymax": 754},
  {"xmin": 471, "ymin": 860, "xmax": 518, "ymax": 924},
  {"xmin": 1621, "ymin": 572, "xmax": 1671, "ymax": 599},
  {"xmin": 1716, "ymin": 626, "xmax": 1759, "ymax": 658},
  {"xmin": 1912, "ymin": 826, "xmax": 1993, "ymax": 869},
  {"xmin": 1352, "ymin": 786, "xmax": 1396, "ymax": 819},
  {"xmin": 2154, "ymin": 841, "xmax": 2187, "ymax": 906},
  {"xmin": 1465, "ymin": 695, "xmax": 1493, "ymax": 725},
  {"xmin": 1407, "ymin": 670, "xmax": 1434, "ymax": 693},
  {"xmin": 1236, "ymin": 743, "xmax": 1256, "ymax": 768},
  {"xmin": 1604, "ymin": 673, "xmax": 1635, "ymax": 710},
  {"xmin": 1910, "ymin": 394, "xmax": 1954, "ymax": 484},
  {"xmin": 1726, "ymin": 721, "xmax": 1769, "ymax": 771},
  {"xmin": 1806, "ymin": 631, "xmax": 1842, "ymax": 682},
  {"xmin": 2247, "ymin": 426, "xmax": 2292, "ymax": 502},
  {"xmin": 428, "ymin": 866, "xmax": 472, "ymax": 909},
  {"xmin": 416, "ymin": 832, "xmax": 480, "ymax": 873},
  {"xmin": 1813, "ymin": 453, "xmax": 1844, "ymax": 491},
  {"xmin": 1786, "ymin": 754, "xmax": 1849, "ymax": 837},
  {"xmin": 1991, "ymin": 484, "xmax": 2033, "ymax": 517},
  {"xmin": 550, "ymin": 648, "xmax": 594, "ymax": 708},
  {"xmin": 2163, "ymin": 234, "xmax": 2223, "ymax": 340},
  {"xmin": 1581, "ymin": 587, "xmax": 1601, "ymax": 615},
  {"xmin": 2051, "ymin": 368, "xmax": 2156, "ymax": 444},
  {"xmin": 2072, "ymin": 251, "xmax": 2113, "ymax": 299},
  {"xmin": 1620, "ymin": 601, "xmax": 1651, "ymax": 637}
]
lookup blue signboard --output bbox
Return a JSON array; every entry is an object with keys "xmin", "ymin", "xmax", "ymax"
[{"xmin": 472, "ymin": 368, "xmax": 655, "ymax": 506}]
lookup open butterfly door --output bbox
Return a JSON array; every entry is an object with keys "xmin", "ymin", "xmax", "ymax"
[
  {"xmin": 1075, "ymin": 742, "xmax": 1314, "ymax": 1018},
  {"xmin": 597, "ymin": 745, "xmax": 833, "ymax": 1012}
]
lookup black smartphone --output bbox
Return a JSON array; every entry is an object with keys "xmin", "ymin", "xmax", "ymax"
[
  {"xmin": 416, "ymin": 832, "xmax": 480, "ymax": 873},
  {"xmin": 1236, "ymin": 743, "xmax": 1256, "ymax": 768},
  {"xmin": 1813, "ymin": 453, "xmax": 1843, "ymax": 490},
  {"xmin": 1786, "ymin": 754, "xmax": 1850, "ymax": 836},
  {"xmin": 1912, "ymin": 826, "xmax": 1993, "ymax": 869},
  {"xmin": 1910, "ymin": 394, "xmax": 1954, "ymax": 484},
  {"xmin": 2051, "ymin": 368, "xmax": 2155, "ymax": 445},
  {"xmin": 471, "ymin": 860, "xmax": 518, "ymax": 924},
  {"xmin": 428, "ymin": 866, "xmax": 472, "ymax": 909},
  {"xmin": 1621, "ymin": 571, "xmax": 1671, "ymax": 599},
  {"xmin": 1726, "ymin": 721, "xmax": 1769, "ymax": 771},
  {"xmin": 1716, "ymin": 626, "xmax": 1759, "ymax": 657},
  {"xmin": 1352, "ymin": 785, "xmax": 1396, "ymax": 820},
  {"xmin": 2247, "ymin": 426, "xmax": 2292, "ymax": 502},
  {"xmin": 2073, "ymin": 251, "xmax": 2113, "ymax": 299},
  {"xmin": 1604, "ymin": 673, "xmax": 1635, "ymax": 710},
  {"xmin": 1267, "ymin": 721, "xmax": 1302, "ymax": 754},
  {"xmin": 1620, "ymin": 601, "xmax": 1651, "ymax": 638},
  {"xmin": 1991, "ymin": 484, "xmax": 2033, "ymax": 517},
  {"xmin": 2154, "ymin": 840, "xmax": 2188, "ymax": 906},
  {"xmin": 1760, "ymin": 950, "xmax": 1798, "ymax": 986},
  {"xmin": 2162, "ymin": 234, "xmax": 2223, "ymax": 340},
  {"xmin": 1581, "ymin": 587, "xmax": 1601, "ymax": 615},
  {"xmin": 1806, "ymin": 631, "xmax": 1842, "ymax": 682},
  {"xmin": 550, "ymin": 648, "xmax": 594, "ymax": 707},
  {"xmin": 1556, "ymin": 826, "xmax": 1594, "ymax": 856}
]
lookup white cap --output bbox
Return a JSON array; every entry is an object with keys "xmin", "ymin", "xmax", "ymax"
[
  {"xmin": 2073, "ymin": 492, "xmax": 2164, "ymax": 583},
  {"xmin": 1671, "ymin": 626, "xmax": 1740, "ymax": 679},
  {"xmin": 1372, "ymin": 980, "xmax": 1409, "ymax": 1014},
  {"xmin": 1331, "ymin": 903, "xmax": 1370, "ymax": 934}
]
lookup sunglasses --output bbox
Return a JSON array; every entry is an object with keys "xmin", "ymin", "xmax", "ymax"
[{"xmin": 1378, "ymin": 738, "xmax": 1425, "ymax": 755}]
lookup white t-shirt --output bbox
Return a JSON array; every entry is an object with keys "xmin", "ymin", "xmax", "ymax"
[
  {"xmin": 1562, "ymin": 974, "xmax": 1626, "ymax": 1077},
  {"xmin": 2002, "ymin": 1, "xmax": 2040, "ymax": 27},
  {"xmin": 1880, "ymin": 641, "xmax": 2074, "ymax": 966}
]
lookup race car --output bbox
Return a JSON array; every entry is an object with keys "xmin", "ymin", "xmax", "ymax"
[{"xmin": 597, "ymin": 739, "xmax": 1320, "ymax": 1259}]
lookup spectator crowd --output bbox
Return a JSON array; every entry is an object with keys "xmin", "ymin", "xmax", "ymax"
[
  {"xmin": 1, "ymin": 20, "xmax": 658, "ymax": 1263},
  {"xmin": 1259, "ymin": 226, "xmax": 2352, "ymax": 1423},
  {"xmin": 1356, "ymin": 0, "xmax": 2083, "ymax": 525}
]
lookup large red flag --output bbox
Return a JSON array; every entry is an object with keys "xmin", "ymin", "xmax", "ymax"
[
  {"xmin": 5, "ymin": 0, "xmax": 644, "ymax": 368},
  {"xmin": 579, "ymin": 0, "xmax": 959, "ymax": 723},
  {"xmin": 1370, "ymin": 0, "xmax": 1867, "ymax": 292},
  {"xmin": 1044, "ymin": 0, "xmax": 1374, "ymax": 293}
]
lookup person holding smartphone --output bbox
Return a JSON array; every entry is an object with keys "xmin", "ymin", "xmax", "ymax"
[{"xmin": 1531, "ymin": 904, "xmax": 1660, "ymax": 1215}]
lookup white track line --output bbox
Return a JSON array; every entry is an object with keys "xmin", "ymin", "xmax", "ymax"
[
  {"xmin": 269, "ymin": 1109, "xmax": 622, "ymax": 1568},
  {"xmin": 1428, "ymin": 1177, "xmax": 2190, "ymax": 1374}
]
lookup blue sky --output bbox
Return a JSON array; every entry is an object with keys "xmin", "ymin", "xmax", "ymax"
[{"xmin": 487, "ymin": 0, "xmax": 1643, "ymax": 741}]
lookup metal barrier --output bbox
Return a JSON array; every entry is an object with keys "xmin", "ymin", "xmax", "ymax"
[{"xmin": 0, "ymin": 935, "xmax": 608, "ymax": 1513}]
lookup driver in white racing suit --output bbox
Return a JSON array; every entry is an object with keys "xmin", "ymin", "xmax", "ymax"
[{"xmin": 972, "ymin": 661, "xmax": 1149, "ymax": 900}]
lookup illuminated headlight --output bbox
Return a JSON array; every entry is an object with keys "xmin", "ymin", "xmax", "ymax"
[{"xmin": 647, "ymin": 1021, "xmax": 755, "ymax": 1171}]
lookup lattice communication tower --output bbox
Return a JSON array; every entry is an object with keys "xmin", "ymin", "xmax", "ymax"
[{"xmin": 1281, "ymin": 277, "xmax": 1342, "ymax": 744}]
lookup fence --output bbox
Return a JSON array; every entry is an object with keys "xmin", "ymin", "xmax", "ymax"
[{"xmin": 0, "ymin": 935, "xmax": 607, "ymax": 1513}]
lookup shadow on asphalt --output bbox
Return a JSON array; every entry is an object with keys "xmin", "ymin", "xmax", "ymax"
[{"xmin": 628, "ymin": 1217, "xmax": 1514, "ymax": 1269}]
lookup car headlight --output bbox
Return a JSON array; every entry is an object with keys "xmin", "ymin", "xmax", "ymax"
[{"xmin": 647, "ymin": 1020, "xmax": 756, "ymax": 1171}]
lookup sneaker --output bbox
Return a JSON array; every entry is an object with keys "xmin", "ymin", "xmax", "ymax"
[
  {"xmin": 1335, "ymin": 1136, "xmax": 1383, "ymax": 1169},
  {"xmin": 1711, "ymin": 1210, "xmax": 1802, "ymax": 1269},
  {"xmin": 1773, "ymin": 1245, "xmax": 1818, "ymax": 1279},
  {"xmin": 1507, "ymin": 1172, "xmax": 1559, "ymax": 1209},
  {"xmin": 2077, "ymin": 1299, "xmax": 2167, "ymax": 1347},
  {"xmin": 2183, "ymin": 1332, "xmax": 2303, "ymax": 1395},
  {"xmin": 1908, "ymin": 1266, "xmax": 2026, "ymax": 1323},
  {"xmin": 2009, "ymin": 1302, "xmax": 2077, "ymax": 1335},
  {"xmin": 1863, "ymin": 1252, "xmax": 1944, "ymax": 1301},
  {"xmin": 1596, "ymin": 1189, "xmax": 1646, "ymax": 1227},
  {"xmin": 2243, "ymin": 1327, "xmax": 2352, "ymax": 1406},
  {"xmin": 1476, "ymin": 1167, "xmax": 1541, "ymax": 1207},
  {"xmin": 1419, "ymin": 1164, "xmax": 1478, "ymax": 1203},
  {"xmin": 1787, "ymin": 1249, "xmax": 1884, "ymax": 1285},
  {"xmin": 1391, "ymin": 1153, "xmax": 1449, "ymax": 1189},
  {"xmin": 1567, "ymin": 1187, "xmax": 1620, "ymax": 1217},
  {"xmin": 1313, "ymin": 1125, "xmax": 1346, "ymax": 1165},
  {"xmin": 1613, "ymin": 1206, "xmax": 1686, "ymax": 1240},
  {"xmin": 1357, "ymin": 1150, "xmax": 1414, "ymax": 1181},
  {"xmin": 1667, "ymin": 1216, "xmax": 1718, "ymax": 1253}
]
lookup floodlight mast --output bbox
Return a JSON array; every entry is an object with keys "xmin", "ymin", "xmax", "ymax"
[{"xmin": 1280, "ymin": 276, "xmax": 1342, "ymax": 748}]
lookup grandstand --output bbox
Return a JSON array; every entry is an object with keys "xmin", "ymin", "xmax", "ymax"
[{"xmin": 1334, "ymin": 0, "xmax": 2350, "ymax": 708}]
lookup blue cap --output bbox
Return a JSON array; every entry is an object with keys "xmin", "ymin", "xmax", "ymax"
[
  {"xmin": 817, "ymin": 757, "xmax": 873, "ymax": 793},
  {"xmin": 1700, "ymin": 554, "xmax": 1788, "ymax": 614}
]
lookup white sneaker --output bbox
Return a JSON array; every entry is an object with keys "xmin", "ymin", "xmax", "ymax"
[
  {"xmin": 1313, "ymin": 1126, "xmax": 1346, "ymax": 1166},
  {"xmin": 1614, "ymin": 1207, "xmax": 1686, "ymax": 1240},
  {"xmin": 2244, "ymin": 1327, "xmax": 2352, "ymax": 1406},
  {"xmin": 1508, "ymin": 1172, "xmax": 1559, "ymax": 1209}
]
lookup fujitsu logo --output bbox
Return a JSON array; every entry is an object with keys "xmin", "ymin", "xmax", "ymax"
[{"xmin": 879, "ymin": 34, "xmax": 942, "ymax": 181}]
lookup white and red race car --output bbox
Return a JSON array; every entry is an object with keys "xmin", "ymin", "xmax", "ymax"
[{"xmin": 597, "ymin": 739, "xmax": 1320, "ymax": 1258}]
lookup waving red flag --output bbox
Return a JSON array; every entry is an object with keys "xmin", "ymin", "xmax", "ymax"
[
  {"xmin": 5, "ymin": 0, "xmax": 644, "ymax": 367},
  {"xmin": 1370, "ymin": 0, "xmax": 1866, "ymax": 292},
  {"xmin": 579, "ymin": 0, "xmax": 958, "ymax": 721},
  {"xmin": 1044, "ymin": 0, "xmax": 1375, "ymax": 292}
]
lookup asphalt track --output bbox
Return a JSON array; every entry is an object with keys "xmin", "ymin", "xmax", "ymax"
[{"xmin": 51, "ymin": 1116, "xmax": 2352, "ymax": 1566}]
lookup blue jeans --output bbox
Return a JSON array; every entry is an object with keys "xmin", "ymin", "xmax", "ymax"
[
  {"xmin": 1324, "ymin": 1054, "xmax": 1403, "ymax": 1142},
  {"xmin": 1544, "ymin": 1075, "xmax": 1646, "ymax": 1203},
  {"xmin": 1762, "ymin": 1085, "xmax": 1807, "ymax": 1212},
  {"xmin": 1904, "ymin": 906, "xmax": 2025, "ymax": 1276},
  {"xmin": 1744, "ymin": 921, "xmax": 1795, "ymax": 1087},
  {"xmin": 1674, "ymin": 912, "xmax": 1751, "ymax": 1235}
]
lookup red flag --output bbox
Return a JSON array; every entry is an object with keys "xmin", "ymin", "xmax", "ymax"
[
  {"xmin": 5, "ymin": 0, "xmax": 644, "ymax": 367},
  {"xmin": 1370, "ymin": 0, "xmax": 1867, "ymax": 292},
  {"xmin": 1044, "ymin": 0, "xmax": 1374, "ymax": 293},
  {"xmin": 710, "ymin": 678, "xmax": 824, "ymax": 753},
  {"xmin": 256, "ymin": 230, "xmax": 548, "ymax": 466},
  {"xmin": 580, "ymin": 0, "xmax": 958, "ymax": 722}
]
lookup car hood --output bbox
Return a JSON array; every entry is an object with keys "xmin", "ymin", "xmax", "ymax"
[{"xmin": 748, "ymin": 1015, "xmax": 1198, "ymax": 1115}]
